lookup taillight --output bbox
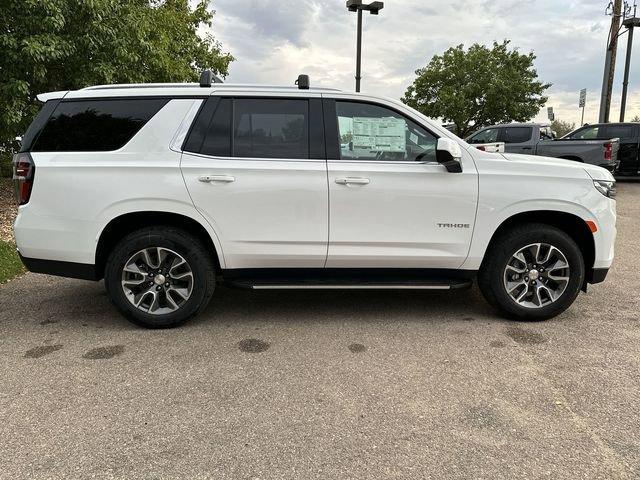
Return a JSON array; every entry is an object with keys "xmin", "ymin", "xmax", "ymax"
[
  {"xmin": 12, "ymin": 152, "xmax": 35, "ymax": 205},
  {"xmin": 604, "ymin": 143, "xmax": 612, "ymax": 162}
]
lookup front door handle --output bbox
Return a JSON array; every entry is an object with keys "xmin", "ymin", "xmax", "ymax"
[
  {"xmin": 335, "ymin": 177, "xmax": 370, "ymax": 186},
  {"xmin": 198, "ymin": 175, "xmax": 235, "ymax": 183}
]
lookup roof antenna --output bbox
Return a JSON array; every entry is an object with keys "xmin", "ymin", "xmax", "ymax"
[
  {"xmin": 199, "ymin": 70, "xmax": 223, "ymax": 87},
  {"xmin": 295, "ymin": 74, "xmax": 310, "ymax": 90}
]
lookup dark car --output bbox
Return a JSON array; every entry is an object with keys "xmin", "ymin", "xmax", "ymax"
[{"xmin": 563, "ymin": 123, "xmax": 640, "ymax": 176}]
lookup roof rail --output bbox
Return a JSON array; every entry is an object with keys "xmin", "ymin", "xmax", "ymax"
[{"xmin": 82, "ymin": 83, "xmax": 199, "ymax": 91}]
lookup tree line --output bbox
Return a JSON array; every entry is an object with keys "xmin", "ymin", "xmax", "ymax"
[{"xmin": 0, "ymin": 0, "xmax": 233, "ymax": 176}]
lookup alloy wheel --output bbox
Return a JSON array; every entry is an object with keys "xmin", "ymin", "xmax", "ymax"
[
  {"xmin": 503, "ymin": 243, "xmax": 570, "ymax": 309},
  {"xmin": 121, "ymin": 247, "xmax": 194, "ymax": 315}
]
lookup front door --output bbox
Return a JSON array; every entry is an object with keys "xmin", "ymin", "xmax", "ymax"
[
  {"xmin": 324, "ymin": 98, "xmax": 478, "ymax": 269},
  {"xmin": 181, "ymin": 96, "xmax": 328, "ymax": 269}
]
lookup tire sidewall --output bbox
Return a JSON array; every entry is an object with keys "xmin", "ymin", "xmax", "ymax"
[{"xmin": 105, "ymin": 229, "xmax": 214, "ymax": 328}]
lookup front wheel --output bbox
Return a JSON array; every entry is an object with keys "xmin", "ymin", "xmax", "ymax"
[
  {"xmin": 105, "ymin": 227, "xmax": 216, "ymax": 328},
  {"xmin": 478, "ymin": 224, "xmax": 585, "ymax": 321}
]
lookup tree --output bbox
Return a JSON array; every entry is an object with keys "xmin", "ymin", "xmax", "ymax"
[
  {"xmin": 551, "ymin": 119, "xmax": 576, "ymax": 138},
  {"xmin": 402, "ymin": 41, "xmax": 550, "ymax": 138},
  {"xmin": 631, "ymin": 115, "xmax": 640, "ymax": 122},
  {"xmin": 0, "ymin": 0, "xmax": 233, "ymax": 176}
]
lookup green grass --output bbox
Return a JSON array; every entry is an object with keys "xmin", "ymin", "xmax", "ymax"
[
  {"xmin": 0, "ymin": 240, "xmax": 24, "ymax": 284},
  {"xmin": 0, "ymin": 152, "xmax": 12, "ymax": 178}
]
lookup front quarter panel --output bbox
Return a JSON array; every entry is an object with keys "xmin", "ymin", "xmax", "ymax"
[{"xmin": 462, "ymin": 154, "xmax": 616, "ymax": 271}]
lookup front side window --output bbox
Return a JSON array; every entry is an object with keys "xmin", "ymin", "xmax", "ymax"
[
  {"xmin": 32, "ymin": 99, "xmax": 168, "ymax": 151},
  {"xmin": 568, "ymin": 126, "xmax": 600, "ymax": 140},
  {"xmin": 540, "ymin": 127, "xmax": 554, "ymax": 140},
  {"xmin": 233, "ymin": 99, "xmax": 309, "ymax": 159},
  {"xmin": 468, "ymin": 128, "xmax": 499, "ymax": 144},
  {"xmin": 336, "ymin": 101, "xmax": 437, "ymax": 161},
  {"xmin": 502, "ymin": 127, "xmax": 532, "ymax": 144}
]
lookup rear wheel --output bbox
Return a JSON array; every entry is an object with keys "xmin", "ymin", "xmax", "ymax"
[
  {"xmin": 478, "ymin": 224, "xmax": 585, "ymax": 321},
  {"xmin": 105, "ymin": 227, "xmax": 216, "ymax": 328}
]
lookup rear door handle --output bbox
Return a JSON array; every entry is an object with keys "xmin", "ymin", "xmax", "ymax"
[
  {"xmin": 335, "ymin": 177, "xmax": 370, "ymax": 186},
  {"xmin": 198, "ymin": 175, "xmax": 235, "ymax": 183}
]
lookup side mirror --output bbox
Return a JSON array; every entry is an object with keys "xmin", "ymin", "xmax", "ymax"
[{"xmin": 436, "ymin": 138, "xmax": 463, "ymax": 173}]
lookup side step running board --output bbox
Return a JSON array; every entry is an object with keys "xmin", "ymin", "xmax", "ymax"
[{"xmin": 227, "ymin": 279, "xmax": 472, "ymax": 291}]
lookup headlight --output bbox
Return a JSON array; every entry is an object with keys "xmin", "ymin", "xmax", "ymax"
[{"xmin": 593, "ymin": 180, "xmax": 616, "ymax": 199}]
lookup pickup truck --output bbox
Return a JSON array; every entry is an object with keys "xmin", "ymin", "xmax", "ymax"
[
  {"xmin": 467, "ymin": 123, "xmax": 619, "ymax": 171},
  {"xmin": 562, "ymin": 122, "xmax": 639, "ymax": 177}
]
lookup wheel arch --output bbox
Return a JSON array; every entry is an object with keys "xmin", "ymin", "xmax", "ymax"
[
  {"xmin": 483, "ymin": 210, "xmax": 595, "ymax": 284},
  {"xmin": 95, "ymin": 211, "xmax": 222, "ymax": 280}
]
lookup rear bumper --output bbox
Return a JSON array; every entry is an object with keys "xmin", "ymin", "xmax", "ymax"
[{"xmin": 19, "ymin": 254, "xmax": 98, "ymax": 281}]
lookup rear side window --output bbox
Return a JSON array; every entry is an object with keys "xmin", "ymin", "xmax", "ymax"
[
  {"xmin": 201, "ymin": 99, "xmax": 232, "ymax": 157},
  {"xmin": 502, "ymin": 127, "xmax": 532, "ymax": 144},
  {"xmin": 185, "ymin": 97, "xmax": 325, "ymax": 159},
  {"xmin": 606, "ymin": 125, "xmax": 636, "ymax": 141},
  {"xmin": 233, "ymin": 99, "xmax": 308, "ymax": 159},
  {"xmin": 32, "ymin": 99, "xmax": 168, "ymax": 152}
]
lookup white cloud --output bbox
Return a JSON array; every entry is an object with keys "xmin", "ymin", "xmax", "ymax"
[{"xmin": 208, "ymin": 0, "xmax": 640, "ymax": 125}]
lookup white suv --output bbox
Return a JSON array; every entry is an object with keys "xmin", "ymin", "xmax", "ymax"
[{"xmin": 12, "ymin": 73, "xmax": 617, "ymax": 328}]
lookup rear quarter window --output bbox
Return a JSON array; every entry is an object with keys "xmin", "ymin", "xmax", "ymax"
[
  {"xmin": 606, "ymin": 125, "xmax": 637, "ymax": 141},
  {"xmin": 31, "ymin": 98, "xmax": 168, "ymax": 152}
]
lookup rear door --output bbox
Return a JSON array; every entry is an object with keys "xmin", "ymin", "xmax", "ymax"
[
  {"xmin": 499, "ymin": 126, "xmax": 534, "ymax": 154},
  {"xmin": 324, "ymin": 97, "xmax": 478, "ymax": 269},
  {"xmin": 180, "ymin": 95, "xmax": 328, "ymax": 269},
  {"xmin": 604, "ymin": 124, "xmax": 639, "ymax": 174}
]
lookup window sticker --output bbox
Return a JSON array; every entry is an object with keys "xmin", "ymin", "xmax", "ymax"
[{"xmin": 351, "ymin": 117, "xmax": 406, "ymax": 154}]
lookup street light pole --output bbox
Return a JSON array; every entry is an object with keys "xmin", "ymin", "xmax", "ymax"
[
  {"xmin": 599, "ymin": 0, "xmax": 623, "ymax": 123},
  {"xmin": 620, "ymin": 17, "xmax": 640, "ymax": 121},
  {"xmin": 355, "ymin": 8, "xmax": 363, "ymax": 92},
  {"xmin": 346, "ymin": 0, "xmax": 384, "ymax": 93}
]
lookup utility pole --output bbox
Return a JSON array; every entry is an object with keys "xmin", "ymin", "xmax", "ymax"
[
  {"xmin": 346, "ymin": 1, "xmax": 384, "ymax": 92},
  {"xmin": 620, "ymin": 16, "xmax": 640, "ymax": 121},
  {"xmin": 599, "ymin": 0, "xmax": 623, "ymax": 123}
]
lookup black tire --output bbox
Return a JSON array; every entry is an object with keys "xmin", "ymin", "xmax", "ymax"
[
  {"xmin": 478, "ymin": 223, "xmax": 585, "ymax": 321},
  {"xmin": 104, "ymin": 227, "xmax": 216, "ymax": 328}
]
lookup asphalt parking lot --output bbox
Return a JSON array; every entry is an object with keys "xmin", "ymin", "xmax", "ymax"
[{"xmin": 1, "ymin": 182, "xmax": 639, "ymax": 479}]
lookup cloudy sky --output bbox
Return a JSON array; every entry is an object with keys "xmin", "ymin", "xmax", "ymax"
[{"xmin": 207, "ymin": 0, "xmax": 640, "ymax": 126}]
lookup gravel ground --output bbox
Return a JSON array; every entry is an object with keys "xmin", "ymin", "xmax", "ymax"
[
  {"xmin": 0, "ymin": 182, "xmax": 638, "ymax": 479},
  {"xmin": 0, "ymin": 178, "xmax": 17, "ymax": 243}
]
